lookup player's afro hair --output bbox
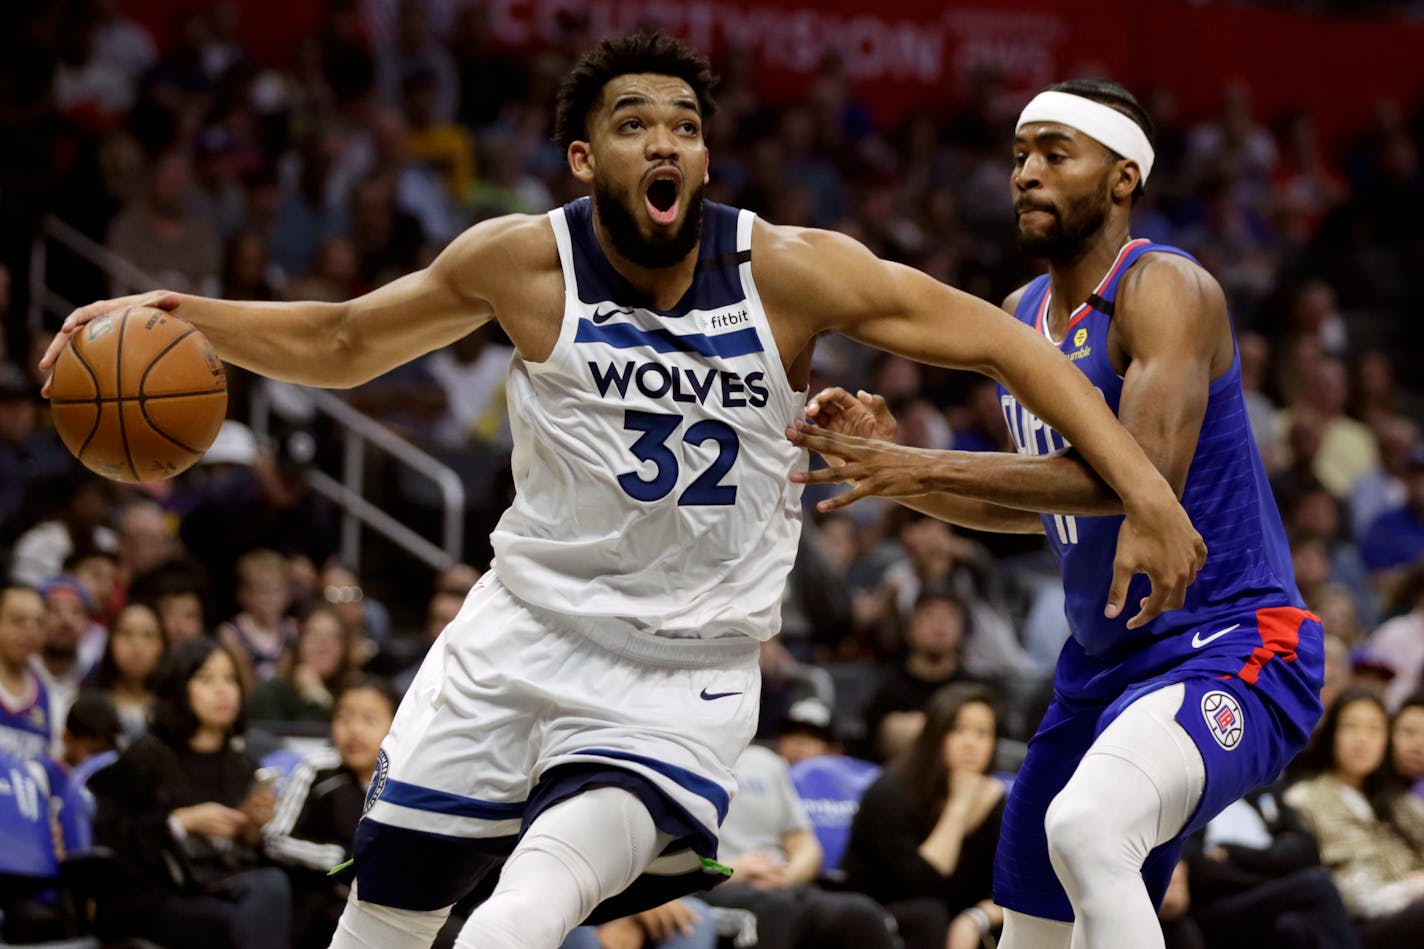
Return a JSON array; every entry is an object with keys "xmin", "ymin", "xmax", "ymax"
[
  {"xmin": 1046, "ymin": 77, "xmax": 1154, "ymax": 198},
  {"xmin": 553, "ymin": 30, "xmax": 718, "ymax": 154}
]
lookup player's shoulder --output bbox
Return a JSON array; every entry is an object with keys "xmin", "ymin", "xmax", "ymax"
[
  {"xmin": 448, "ymin": 213, "xmax": 558, "ymax": 265},
  {"xmin": 749, "ymin": 220, "xmax": 875, "ymax": 295},
  {"xmin": 1002, "ymin": 283, "xmax": 1034, "ymax": 315},
  {"xmin": 434, "ymin": 213, "xmax": 561, "ymax": 295},
  {"xmin": 1118, "ymin": 248, "xmax": 1225, "ymax": 312}
]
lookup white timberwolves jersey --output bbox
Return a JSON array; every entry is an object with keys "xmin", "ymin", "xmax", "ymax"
[{"xmin": 490, "ymin": 198, "xmax": 807, "ymax": 641}]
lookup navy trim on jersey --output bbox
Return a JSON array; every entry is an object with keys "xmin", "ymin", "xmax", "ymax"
[
  {"xmin": 574, "ymin": 319, "xmax": 764, "ymax": 358},
  {"xmin": 562, "ymin": 197, "xmax": 746, "ymax": 317},
  {"xmin": 573, "ymin": 746, "xmax": 731, "ymax": 822},
  {"xmin": 378, "ymin": 778, "xmax": 526, "ymax": 821}
]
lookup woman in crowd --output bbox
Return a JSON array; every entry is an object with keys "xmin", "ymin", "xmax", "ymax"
[
  {"xmin": 83, "ymin": 601, "xmax": 166, "ymax": 742},
  {"xmin": 249, "ymin": 606, "xmax": 354, "ymax": 723},
  {"xmin": 841, "ymin": 682, "xmax": 1005, "ymax": 949},
  {"xmin": 1285, "ymin": 687, "xmax": 1424, "ymax": 948},
  {"xmin": 89, "ymin": 637, "xmax": 291, "ymax": 948},
  {"xmin": 265, "ymin": 678, "xmax": 398, "ymax": 949},
  {"xmin": 1391, "ymin": 692, "xmax": 1424, "ymax": 800}
]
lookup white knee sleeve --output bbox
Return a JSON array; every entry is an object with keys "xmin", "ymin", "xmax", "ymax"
[
  {"xmin": 458, "ymin": 787, "xmax": 668, "ymax": 949},
  {"xmin": 998, "ymin": 909, "xmax": 1073, "ymax": 949},
  {"xmin": 327, "ymin": 884, "xmax": 453, "ymax": 949},
  {"xmin": 1044, "ymin": 683, "xmax": 1205, "ymax": 949}
]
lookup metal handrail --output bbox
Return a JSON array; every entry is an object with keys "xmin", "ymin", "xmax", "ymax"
[
  {"xmin": 32, "ymin": 213, "xmax": 467, "ymax": 572},
  {"xmin": 251, "ymin": 380, "xmax": 465, "ymax": 571},
  {"xmin": 28, "ymin": 215, "xmax": 155, "ymax": 332}
]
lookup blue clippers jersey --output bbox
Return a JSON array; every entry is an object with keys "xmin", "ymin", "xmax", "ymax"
[
  {"xmin": 997, "ymin": 240, "xmax": 1301, "ymax": 660},
  {"xmin": 0, "ymin": 674, "xmax": 53, "ymax": 762}
]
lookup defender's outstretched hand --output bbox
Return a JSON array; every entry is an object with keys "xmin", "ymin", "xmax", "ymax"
[
  {"xmin": 1108, "ymin": 498, "xmax": 1208, "ymax": 630},
  {"xmin": 788, "ymin": 420, "xmax": 940, "ymax": 512},
  {"xmin": 803, "ymin": 386, "xmax": 898, "ymax": 443},
  {"xmin": 38, "ymin": 291, "xmax": 183, "ymax": 396}
]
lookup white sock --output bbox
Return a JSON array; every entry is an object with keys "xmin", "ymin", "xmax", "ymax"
[
  {"xmin": 327, "ymin": 884, "xmax": 453, "ymax": 949},
  {"xmin": 456, "ymin": 786, "xmax": 668, "ymax": 949},
  {"xmin": 1044, "ymin": 683, "xmax": 1205, "ymax": 949},
  {"xmin": 998, "ymin": 909, "xmax": 1073, "ymax": 949}
]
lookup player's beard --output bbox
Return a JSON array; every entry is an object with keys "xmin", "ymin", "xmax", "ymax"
[
  {"xmin": 1016, "ymin": 189, "xmax": 1111, "ymax": 264},
  {"xmin": 594, "ymin": 174, "xmax": 705, "ymax": 269}
]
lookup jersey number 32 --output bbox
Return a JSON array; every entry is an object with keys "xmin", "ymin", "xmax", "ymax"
[{"xmin": 618, "ymin": 409, "xmax": 739, "ymax": 505}]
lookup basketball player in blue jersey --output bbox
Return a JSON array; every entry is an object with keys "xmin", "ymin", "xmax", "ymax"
[
  {"xmin": 41, "ymin": 38, "xmax": 1206, "ymax": 949},
  {"xmin": 0, "ymin": 585, "xmax": 56, "ymax": 763},
  {"xmin": 789, "ymin": 79, "xmax": 1324, "ymax": 949}
]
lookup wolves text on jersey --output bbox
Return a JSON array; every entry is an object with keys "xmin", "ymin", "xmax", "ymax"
[{"xmin": 588, "ymin": 360, "xmax": 771, "ymax": 409}]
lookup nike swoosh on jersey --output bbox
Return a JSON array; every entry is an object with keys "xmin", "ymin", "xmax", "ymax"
[
  {"xmin": 591, "ymin": 304, "xmax": 635, "ymax": 324},
  {"xmin": 1191, "ymin": 623, "xmax": 1241, "ymax": 648},
  {"xmin": 699, "ymin": 688, "xmax": 743, "ymax": 701}
]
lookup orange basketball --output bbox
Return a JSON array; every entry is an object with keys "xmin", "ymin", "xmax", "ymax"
[{"xmin": 49, "ymin": 306, "xmax": 228, "ymax": 483}]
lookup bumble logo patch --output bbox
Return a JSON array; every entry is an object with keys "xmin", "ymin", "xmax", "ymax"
[{"xmin": 1073, "ymin": 328, "xmax": 1088, "ymax": 347}]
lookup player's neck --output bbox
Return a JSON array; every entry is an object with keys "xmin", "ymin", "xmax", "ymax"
[
  {"xmin": 0, "ymin": 661, "xmax": 31, "ymax": 698},
  {"xmin": 592, "ymin": 220, "xmax": 700, "ymax": 311},
  {"xmin": 1045, "ymin": 221, "xmax": 1133, "ymax": 334}
]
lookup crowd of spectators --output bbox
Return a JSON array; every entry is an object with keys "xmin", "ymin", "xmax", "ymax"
[{"xmin": 2, "ymin": 0, "xmax": 1424, "ymax": 946}]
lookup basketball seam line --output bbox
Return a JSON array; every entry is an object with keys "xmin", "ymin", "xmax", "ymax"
[
  {"xmin": 67, "ymin": 337, "xmax": 104, "ymax": 459},
  {"xmin": 135, "ymin": 324, "xmax": 211, "ymax": 459},
  {"xmin": 114, "ymin": 311, "xmax": 139, "ymax": 482},
  {"xmin": 51, "ymin": 388, "xmax": 227, "ymax": 405}
]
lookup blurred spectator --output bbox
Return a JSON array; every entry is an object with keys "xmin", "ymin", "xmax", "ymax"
[
  {"xmin": 1289, "ymin": 530, "xmax": 1332, "ymax": 607},
  {"xmin": 1238, "ymin": 332, "xmax": 1287, "ymax": 471},
  {"xmin": 116, "ymin": 498, "xmax": 181, "ymax": 586},
  {"xmin": 9, "ymin": 474, "xmax": 116, "ymax": 587},
  {"xmin": 90, "ymin": 0, "xmax": 158, "ymax": 87},
  {"xmin": 1283, "ymin": 279, "xmax": 1348, "ymax": 357},
  {"xmin": 376, "ymin": 0, "xmax": 458, "ymax": 123},
  {"xmin": 401, "ymin": 68, "xmax": 475, "ymax": 200},
  {"xmin": 1286, "ymin": 688, "xmax": 1424, "ymax": 946},
  {"xmin": 286, "ymin": 235, "xmax": 363, "ymax": 302},
  {"xmin": 863, "ymin": 586, "xmax": 980, "ymax": 761},
  {"xmin": 1320, "ymin": 633, "xmax": 1353, "ymax": 719},
  {"xmin": 65, "ymin": 544, "xmax": 122, "ymax": 632},
  {"xmin": 221, "ymin": 230, "xmax": 282, "ymax": 300},
  {"xmin": 777, "ymin": 696, "xmax": 841, "ymax": 768},
  {"xmin": 60, "ymin": 690, "xmax": 122, "ymax": 772},
  {"xmin": 393, "ymin": 583, "xmax": 463, "ymax": 694},
  {"xmin": 249, "ymin": 606, "xmax": 354, "ymax": 723},
  {"xmin": 1188, "ymin": 785, "xmax": 1358, "ymax": 949},
  {"xmin": 106, "ymin": 150, "xmax": 222, "ymax": 295},
  {"xmin": 450, "ymin": 5, "xmax": 527, "ymax": 129},
  {"xmin": 702, "ymin": 743, "xmax": 898, "ymax": 949},
  {"xmin": 34, "ymin": 574, "xmax": 98, "ymax": 738},
  {"xmin": 85, "ymin": 601, "xmax": 165, "ymax": 743},
  {"xmin": 0, "ymin": 363, "xmax": 76, "ymax": 538},
  {"xmin": 1392, "ymin": 694, "xmax": 1424, "ymax": 801},
  {"xmin": 346, "ymin": 171, "xmax": 428, "ymax": 284},
  {"xmin": 843, "ymin": 684, "xmax": 1005, "ymax": 949},
  {"xmin": 1284, "ymin": 480, "xmax": 1375, "ymax": 625},
  {"xmin": 265, "ymin": 678, "xmax": 397, "ymax": 948},
  {"xmin": 1276, "ymin": 356, "xmax": 1379, "ymax": 498},
  {"xmin": 89, "ymin": 637, "xmax": 291, "ymax": 948},
  {"xmin": 129, "ymin": 560, "xmax": 211, "ymax": 646},
  {"xmin": 1350, "ymin": 416, "xmax": 1419, "ymax": 542},
  {"xmin": 561, "ymin": 899, "xmax": 720, "ymax": 949},
  {"xmin": 320, "ymin": 560, "xmax": 389, "ymax": 662},
  {"xmin": 0, "ymin": 584, "xmax": 55, "ymax": 761},
  {"xmin": 1360, "ymin": 446, "xmax": 1424, "ymax": 584},
  {"xmin": 216, "ymin": 549, "xmax": 298, "ymax": 690},
  {"xmin": 1364, "ymin": 563, "xmax": 1424, "ymax": 711},
  {"xmin": 1157, "ymin": 860, "xmax": 1206, "ymax": 949},
  {"xmin": 425, "ymin": 324, "xmax": 514, "ymax": 449},
  {"xmin": 193, "ymin": 127, "xmax": 248, "ymax": 239}
]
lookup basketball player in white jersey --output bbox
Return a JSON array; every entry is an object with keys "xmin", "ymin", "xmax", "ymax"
[{"xmin": 42, "ymin": 33, "xmax": 1206, "ymax": 949}]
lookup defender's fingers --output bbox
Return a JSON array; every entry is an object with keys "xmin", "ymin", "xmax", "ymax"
[
  {"xmin": 816, "ymin": 480, "xmax": 874, "ymax": 512},
  {"xmin": 1105, "ymin": 557, "xmax": 1132, "ymax": 620}
]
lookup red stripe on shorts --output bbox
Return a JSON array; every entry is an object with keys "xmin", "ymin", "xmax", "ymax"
[{"xmin": 1235, "ymin": 606, "xmax": 1316, "ymax": 685}]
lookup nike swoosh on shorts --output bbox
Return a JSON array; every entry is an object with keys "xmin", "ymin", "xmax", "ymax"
[{"xmin": 1191, "ymin": 623, "xmax": 1241, "ymax": 648}]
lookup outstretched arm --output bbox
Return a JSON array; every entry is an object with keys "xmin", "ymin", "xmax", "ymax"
[
  {"xmin": 794, "ymin": 255, "xmax": 1224, "ymax": 516},
  {"xmin": 759, "ymin": 223, "xmax": 1206, "ymax": 626},
  {"xmin": 41, "ymin": 214, "xmax": 555, "ymax": 390}
]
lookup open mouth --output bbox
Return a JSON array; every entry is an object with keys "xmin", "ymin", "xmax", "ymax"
[{"xmin": 645, "ymin": 177, "xmax": 680, "ymax": 226}]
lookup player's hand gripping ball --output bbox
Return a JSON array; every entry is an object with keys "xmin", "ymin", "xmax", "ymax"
[{"xmin": 48, "ymin": 307, "xmax": 228, "ymax": 483}]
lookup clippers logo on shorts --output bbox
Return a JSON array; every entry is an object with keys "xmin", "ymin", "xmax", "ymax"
[
  {"xmin": 364, "ymin": 748, "xmax": 389, "ymax": 815},
  {"xmin": 1201, "ymin": 691, "xmax": 1244, "ymax": 750}
]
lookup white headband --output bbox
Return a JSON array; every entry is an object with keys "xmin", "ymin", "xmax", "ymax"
[{"xmin": 1017, "ymin": 90, "xmax": 1155, "ymax": 186}]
